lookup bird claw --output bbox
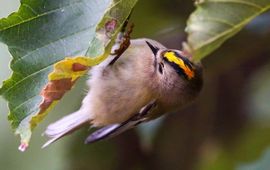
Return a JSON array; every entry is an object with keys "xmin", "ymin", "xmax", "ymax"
[{"xmin": 109, "ymin": 23, "xmax": 134, "ymax": 65}]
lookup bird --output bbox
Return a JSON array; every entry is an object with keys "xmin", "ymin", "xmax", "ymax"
[{"xmin": 42, "ymin": 38, "xmax": 203, "ymax": 148}]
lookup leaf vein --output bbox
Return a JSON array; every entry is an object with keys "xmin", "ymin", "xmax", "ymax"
[
  {"xmin": 10, "ymin": 95, "xmax": 39, "ymax": 114},
  {"xmin": 11, "ymin": 26, "xmax": 92, "ymax": 65},
  {"xmin": 203, "ymin": 17, "xmax": 235, "ymax": 27},
  {"xmin": 0, "ymin": 0, "xmax": 85, "ymax": 33},
  {"xmin": 209, "ymin": 0, "xmax": 263, "ymax": 9},
  {"xmin": 2, "ymin": 48, "xmax": 86, "ymax": 95},
  {"xmin": 22, "ymin": 4, "xmax": 38, "ymax": 15},
  {"xmin": 193, "ymin": 5, "xmax": 270, "ymax": 50},
  {"xmin": 2, "ymin": 66, "xmax": 51, "ymax": 96}
]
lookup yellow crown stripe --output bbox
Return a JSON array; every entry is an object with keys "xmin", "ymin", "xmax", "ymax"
[{"xmin": 164, "ymin": 51, "xmax": 194, "ymax": 79}]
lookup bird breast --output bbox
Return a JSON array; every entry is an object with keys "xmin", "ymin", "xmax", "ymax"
[{"xmin": 82, "ymin": 39, "xmax": 160, "ymax": 126}]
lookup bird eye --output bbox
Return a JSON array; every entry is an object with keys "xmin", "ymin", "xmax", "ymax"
[{"xmin": 158, "ymin": 63, "xmax": 164, "ymax": 74}]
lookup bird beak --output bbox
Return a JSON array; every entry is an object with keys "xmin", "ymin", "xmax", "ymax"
[{"xmin": 146, "ymin": 41, "xmax": 159, "ymax": 56}]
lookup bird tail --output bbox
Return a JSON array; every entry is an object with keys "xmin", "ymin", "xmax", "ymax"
[{"xmin": 42, "ymin": 110, "xmax": 90, "ymax": 148}]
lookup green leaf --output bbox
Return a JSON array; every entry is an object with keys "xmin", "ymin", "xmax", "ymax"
[
  {"xmin": 0, "ymin": 0, "xmax": 137, "ymax": 151},
  {"xmin": 185, "ymin": 0, "xmax": 270, "ymax": 61}
]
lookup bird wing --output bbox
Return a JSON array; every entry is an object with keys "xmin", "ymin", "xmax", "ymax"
[{"xmin": 85, "ymin": 100, "xmax": 157, "ymax": 144}]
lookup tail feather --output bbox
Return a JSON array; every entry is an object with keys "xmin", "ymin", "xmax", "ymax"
[{"xmin": 42, "ymin": 110, "xmax": 90, "ymax": 148}]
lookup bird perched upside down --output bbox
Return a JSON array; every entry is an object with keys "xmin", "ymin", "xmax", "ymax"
[{"xmin": 43, "ymin": 28, "xmax": 203, "ymax": 148}]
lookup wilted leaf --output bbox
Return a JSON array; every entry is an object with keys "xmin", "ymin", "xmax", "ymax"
[
  {"xmin": 0, "ymin": 0, "xmax": 137, "ymax": 151},
  {"xmin": 31, "ymin": 57, "xmax": 95, "ymax": 131},
  {"xmin": 185, "ymin": 0, "xmax": 270, "ymax": 61}
]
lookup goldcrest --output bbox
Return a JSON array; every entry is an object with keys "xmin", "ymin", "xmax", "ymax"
[{"xmin": 43, "ymin": 38, "xmax": 203, "ymax": 147}]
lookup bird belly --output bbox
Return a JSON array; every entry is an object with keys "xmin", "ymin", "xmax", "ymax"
[{"xmin": 83, "ymin": 54, "xmax": 153, "ymax": 127}]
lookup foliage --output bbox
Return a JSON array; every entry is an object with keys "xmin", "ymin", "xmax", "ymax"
[
  {"xmin": 185, "ymin": 0, "xmax": 270, "ymax": 61},
  {"xmin": 0, "ymin": 0, "xmax": 137, "ymax": 150},
  {"xmin": 0, "ymin": 0, "xmax": 269, "ymax": 157}
]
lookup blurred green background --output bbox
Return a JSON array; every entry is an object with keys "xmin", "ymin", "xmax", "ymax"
[{"xmin": 1, "ymin": 0, "xmax": 270, "ymax": 170}]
